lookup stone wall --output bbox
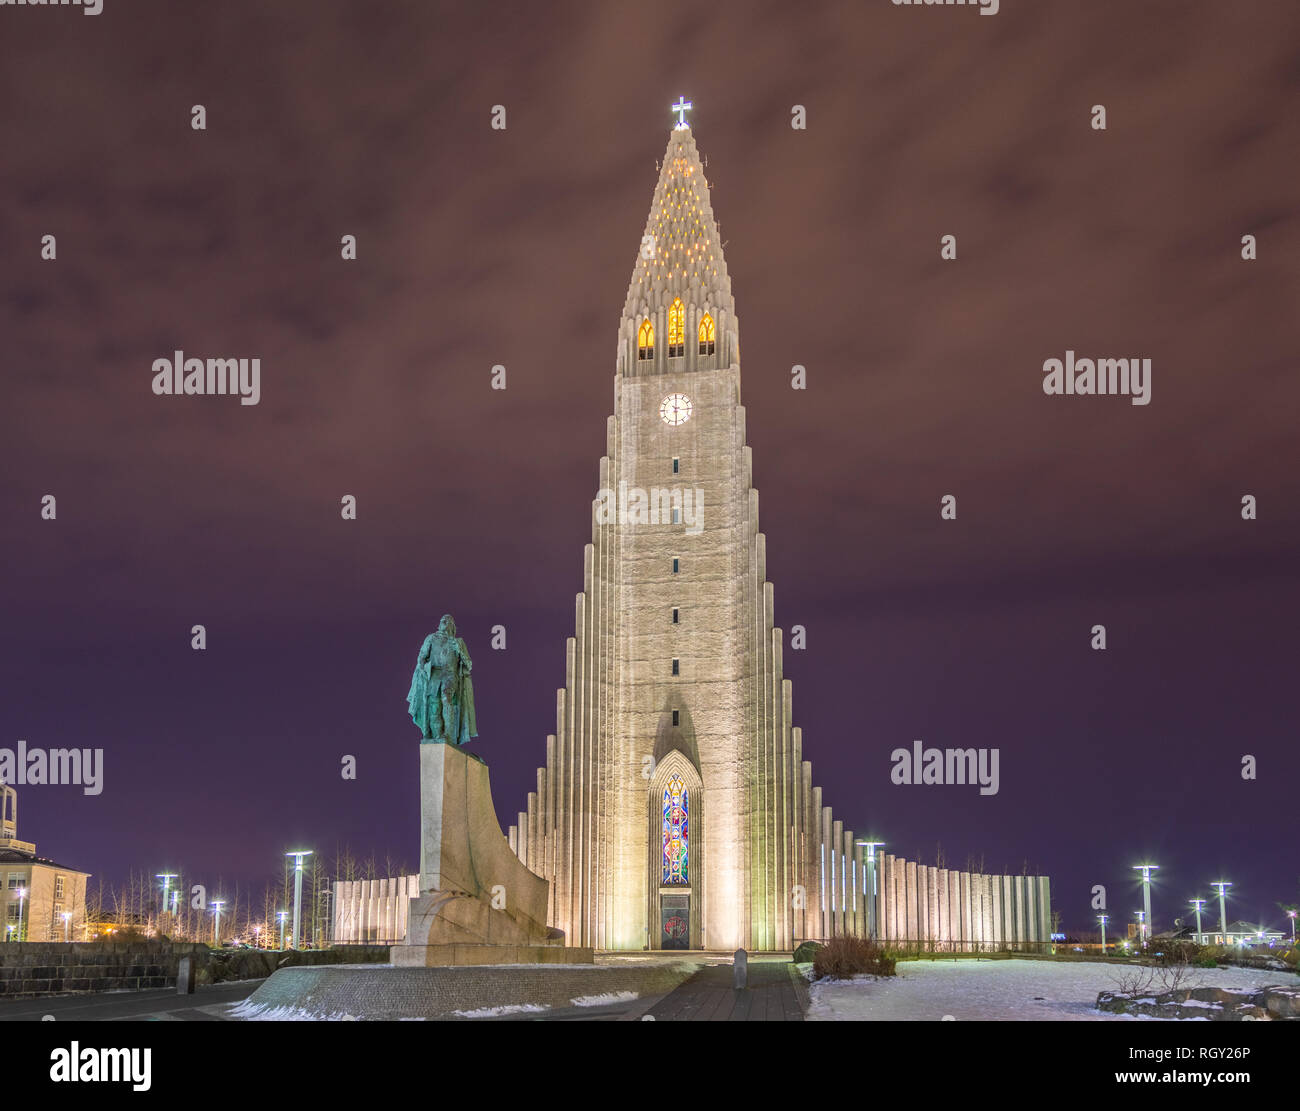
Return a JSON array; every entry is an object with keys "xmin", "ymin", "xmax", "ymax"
[{"xmin": 0, "ymin": 941, "xmax": 390, "ymax": 998}]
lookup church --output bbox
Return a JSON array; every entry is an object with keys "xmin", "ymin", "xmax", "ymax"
[{"xmin": 506, "ymin": 108, "xmax": 1051, "ymax": 953}]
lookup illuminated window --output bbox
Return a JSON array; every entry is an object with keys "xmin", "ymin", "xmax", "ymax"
[
  {"xmin": 662, "ymin": 775, "xmax": 689, "ymax": 885},
  {"xmin": 667, "ymin": 298, "xmax": 685, "ymax": 357},
  {"xmin": 638, "ymin": 319, "xmax": 654, "ymax": 360},
  {"xmin": 698, "ymin": 313, "xmax": 715, "ymax": 355}
]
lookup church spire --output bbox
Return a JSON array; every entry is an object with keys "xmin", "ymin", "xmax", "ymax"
[{"xmin": 620, "ymin": 117, "xmax": 737, "ymax": 375}]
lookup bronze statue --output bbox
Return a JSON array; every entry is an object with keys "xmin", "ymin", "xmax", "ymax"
[{"xmin": 407, "ymin": 615, "xmax": 477, "ymax": 744}]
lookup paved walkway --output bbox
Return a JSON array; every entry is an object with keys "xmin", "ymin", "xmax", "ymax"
[
  {"xmin": 644, "ymin": 958, "xmax": 807, "ymax": 1021},
  {"xmin": 0, "ymin": 980, "xmax": 261, "ymax": 1021}
]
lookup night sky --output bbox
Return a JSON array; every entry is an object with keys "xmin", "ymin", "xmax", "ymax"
[{"xmin": 1, "ymin": 1, "xmax": 1296, "ymax": 936}]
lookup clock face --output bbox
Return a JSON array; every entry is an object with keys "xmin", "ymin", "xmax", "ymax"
[{"xmin": 660, "ymin": 394, "xmax": 693, "ymax": 426}]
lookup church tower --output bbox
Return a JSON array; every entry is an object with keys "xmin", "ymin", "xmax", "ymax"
[
  {"xmin": 509, "ymin": 113, "xmax": 803, "ymax": 952},
  {"xmin": 508, "ymin": 111, "xmax": 1053, "ymax": 955}
]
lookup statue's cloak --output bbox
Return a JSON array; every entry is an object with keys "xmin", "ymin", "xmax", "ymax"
[{"xmin": 456, "ymin": 637, "xmax": 478, "ymax": 741}]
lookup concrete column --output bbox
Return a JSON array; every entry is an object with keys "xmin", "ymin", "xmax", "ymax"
[
  {"xmin": 905, "ymin": 860, "xmax": 918, "ymax": 944},
  {"xmin": 937, "ymin": 868, "xmax": 949, "ymax": 946}
]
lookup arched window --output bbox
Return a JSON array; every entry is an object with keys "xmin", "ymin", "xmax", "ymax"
[
  {"xmin": 661, "ymin": 775, "xmax": 688, "ymax": 885},
  {"xmin": 667, "ymin": 298, "xmax": 685, "ymax": 358},
  {"xmin": 638, "ymin": 318, "xmax": 654, "ymax": 360},
  {"xmin": 698, "ymin": 313, "xmax": 715, "ymax": 356}
]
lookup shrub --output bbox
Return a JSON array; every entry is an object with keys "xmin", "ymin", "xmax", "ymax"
[
  {"xmin": 792, "ymin": 940, "xmax": 823, "ymax": 964},
  {"xmin": 1154, "ymin": 941, "xmax": 1201, "ymax": 967},
  {"xmin": 812, "ymin": 936, "xmax": 896, "ymax": 980}
]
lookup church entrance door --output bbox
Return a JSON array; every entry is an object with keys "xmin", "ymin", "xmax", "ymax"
[{"xmin": 661, "ymin": 893, "xmax": 690, "ymax": 949}]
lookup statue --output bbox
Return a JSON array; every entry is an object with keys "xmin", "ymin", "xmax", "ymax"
[{"xmin": 407, "ymin": 615, "xmax": 477, "ymax": 745}]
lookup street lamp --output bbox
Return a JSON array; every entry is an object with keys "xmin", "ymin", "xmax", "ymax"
[
  {"xmin": 1132, "ymin": 865, "xmax": 1158, "ymax": 948},
  {"xmin": 61, "ymin": 911, "xmax": 71, "ymax": 942},
  {"xmin": 1135, "ymin": 909, "xmax": 1146, "ymax": 949},
  {"xmin": 15, "ymin": 886, "xmax": 26, "ymax": 942},
  {"xmin": 854, "ymin": 840, "xmax": 885, "ymax": 940},
  {"xmin": 1098, "ymin": 914, "xmax": 1108, "ymax": 953},
  {"xmin": 156, "ymin": 874, "xmax": 177, "ymax": 919},
  {"xmin": 1210, "ymin": 881, "xmax": 1231, "ymax": 943},
  {"xmin": 1190, "ymin": 898, "xmax": 1206, "ymax": 944},
  {"xmin": 211, "ymin": 900, "xmax": 225, "ymax": 946},
  {"xmin": 285, "ymin": 851, "xmax": 313, "ymax": 950},
  {"xmin": 1288, "ymin": 910, "xmax": 1296, "ymax": 943},
  {"xmin": 277, "ymin": 910, "xmax": 288, "ymax": 951}
]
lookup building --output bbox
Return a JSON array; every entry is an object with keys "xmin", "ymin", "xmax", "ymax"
[
  {"xmin": 505, "ymin": 115, "xmax": 1051, "ymax": 952},
  {"xmin": 0, "ymin": 782, "xmax": 90, "ymax": 942},
  {"xmin": 332, "ymin": 875, "xmax": 418, "ymax": 945}
]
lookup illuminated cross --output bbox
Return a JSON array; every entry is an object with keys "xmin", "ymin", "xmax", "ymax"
[{"xmin": 672, "ymin": 97, "xmax": 692, "ymax": 129}]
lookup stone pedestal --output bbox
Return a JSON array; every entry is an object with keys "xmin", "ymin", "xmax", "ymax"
[{"xmin": 394, "ymin": 742, "xmax": 591, "ymax": 967}]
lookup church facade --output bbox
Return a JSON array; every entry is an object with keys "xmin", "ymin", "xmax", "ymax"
[{"xmin": 507, "ymin": 120, "xmax": 1050, "ymax": 953}]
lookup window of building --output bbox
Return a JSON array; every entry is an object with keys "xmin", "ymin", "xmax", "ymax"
[
  {"xmin": 638, "ymin": 318, "xmax": 654, "ymax": 360},
  {"xmin": 671, "ymin": 507, "xmax": 680, "ymax": 524},
  {"xmin": 5, "ymin": 903, "xmax": 18, "ymax": 921},
  {"xmin": 667, "ymin": 298, "xmax": 685, "ymax": 358},
  {"xmin": 54, "ymin": 875, "xmax": 65, "ymax": 900},
  {"xmin": 671, "ymin": 607, "xmax": 679, "ymax": 624},
  {"xmin": 672, "ymin": 456, "xmax": 679, "ymax": 475},
  {"xmin": 661, "ymin": 775, "xmax": 689, "ymax": 885},
  {"xmin": 672, "ymin": 709, "xmax": 680, "ymax": 727},
  {"xmin": 6, "ymin": 873, "xmax": 20, "ymax": 890},
  {"xmin": 698, "ymin": 312, "xmax": 715, "ymax": 355},
  {"xmin": 672, "ymin": 557, "xmax": 679, "ymax": 574},
  {"xmin": 671, "ymin": 658, "xmax": 679, "ymax": 676}
]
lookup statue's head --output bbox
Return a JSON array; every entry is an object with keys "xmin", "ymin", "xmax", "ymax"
[{"xmin": 438, "ymin": 614, "xmax": 456, "ymax": 637}]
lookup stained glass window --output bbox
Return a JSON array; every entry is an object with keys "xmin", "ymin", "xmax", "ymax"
[
  {"xmin": 668, "ymin": 299, "xmax": 685, "ymax": 357},
  {"xmin": 638, "ymin": 318, "xmax": 654, "ymax": 360},
  {"xmin": 698, "ymin": 313, "xmax": 715, "ymax": 355},
  {"xmin": 661, "ymin": 775, "xmax": 688, "ymax": 885}
]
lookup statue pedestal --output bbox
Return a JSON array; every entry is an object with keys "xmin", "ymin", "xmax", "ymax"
[{"xmin": 394, "ymin": 742, "xmax": 592, "ymax": 966}]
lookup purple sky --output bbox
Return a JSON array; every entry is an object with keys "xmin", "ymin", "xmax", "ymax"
[{"xmin": 1, "ymin": 0, "xmax": 1297, "ymax": 934}]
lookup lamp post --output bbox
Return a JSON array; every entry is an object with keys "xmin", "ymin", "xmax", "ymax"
[
  {"xmin": 854, "ymin": 840, "xmax": 885, "ymax": 940},
  {"xmin": 16, "ymin": 886, "xmax": 26, "ymax": 942},
  {"xmin": 61, "ymin": 911, "xmax": 71, "ymax": 942},
  {"xmin": 1288, "ymin": 910, "xmax": 1296, "ymax": 943},
  {"xmin": 156, "ymin": 874, "xmax": 177, "ymax": 921},
  {"xmin": 1135, "ymin": 909, "xmax": 1145, "ymax": 949},
  {"xmin": 1210, "ymin": 881, "xmax": 1231, "ymax": 943},
  {"xmin": 277, "ymin": 910, "xmax": 288, "ymax": 951},
  {"xmin": 1098, "ymin": 914, "xmax": 1108, "ymax": 953},
  {"xmin": 1132, "ymin": 864, "xmax": 1158, "ymax": 948},
  {"xmin": 211, "ymin": 900, "xmax": 225, "ymax": 946},
  {"xmin": 1190, "ymin": 899, "xmax": 1206, "ymax": 944},
  {"xmin": 285, "ymin": 851, "xmax": 313, "ymax": 950}
]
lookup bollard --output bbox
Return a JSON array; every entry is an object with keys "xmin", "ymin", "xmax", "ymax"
[
  {"xmin": 733, "ymin": 947, "xmax": 747, "ymax": 990},
  {"xmin": 176, "ymin": 955, "xmax": 196, "ymax": 995}
]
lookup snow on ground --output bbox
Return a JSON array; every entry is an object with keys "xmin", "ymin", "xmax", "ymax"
[
  {"xmin": 228, "ymin": 1000, "xmax": 360, "ymax": 1021},
  {"xmin": 806, "ymin": 959, "xmax": 1295, "ymax": 1021},
  {"xmin": 451, "ymin": 1002, "xmax": 551, "ymax": 1018},
  {"xmin": 570, "ymin": 991, "xmax": 640, "ymax": 1008}
]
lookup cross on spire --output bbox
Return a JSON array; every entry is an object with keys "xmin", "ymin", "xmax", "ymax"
[{"xmin": 671, "ymin": 97, "xmax": 692, "ymax": 129}]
